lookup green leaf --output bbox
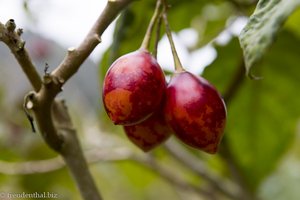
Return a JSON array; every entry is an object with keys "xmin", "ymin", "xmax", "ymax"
[
  {"xmin": 203, "ymin": 31, "xmax": 300, "ymax": 190},
  {"xmin": 239, "ymin": 0, "xmax": 300, "ymax": 77}
]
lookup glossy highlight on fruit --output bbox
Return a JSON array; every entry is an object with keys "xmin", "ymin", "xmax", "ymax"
[
  {"xmin": 165, "ymin": 71, "xmax": 226, "ymax": 154},
  {"xmin": 103, "ymin": 50, "xmax": 166, "ymax": 125},
  {"xmin": 124, "ymin": 109, "xmax": 172, "ymax": 152}
]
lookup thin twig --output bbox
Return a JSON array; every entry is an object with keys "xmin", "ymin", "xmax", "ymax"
[
  {"xmin": 164, "ymin": 140, "xmax": 239, "ymax": 199},
  {"xmin": 131, "ymin": 155, "xmax": 218, "ymax": 200},
  {"xmin": 52, "ymin": 0, "xmax": 134, "ymax": 84},
  {"xmin": 0, "ymin": 147, "xmax": 132, "ymax": 175},
  {"xmin": 0, "ymin": 157, "xmax": 64, "ymax": 175}
]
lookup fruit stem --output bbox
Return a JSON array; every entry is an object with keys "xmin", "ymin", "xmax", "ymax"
[
  {"xmin": 162, "ymin": 0, "xmax": 185, "ymax": 72},
  {"xmin": 140, "ymin": 0, "xmax": 162, "ymax": 51}
]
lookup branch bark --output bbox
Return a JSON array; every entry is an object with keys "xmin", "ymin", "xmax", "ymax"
[{"xmin": 0, "ymin": 0, "xmax": 134, "ymax": 200}]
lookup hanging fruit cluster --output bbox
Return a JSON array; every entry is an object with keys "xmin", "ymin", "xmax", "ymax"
[{"xmin": 102, "ymin": 0, "xmax": 226, "ymax": 154}]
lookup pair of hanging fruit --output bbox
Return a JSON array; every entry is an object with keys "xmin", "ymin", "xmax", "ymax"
[{"xmin": 102, "ymin": 0, "xmax": 226, "ymax": 154}]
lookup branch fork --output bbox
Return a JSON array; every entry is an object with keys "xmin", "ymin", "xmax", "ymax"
[{"xmin": 1, "ymin": 1, "xmax": 134, "ymax": 200}]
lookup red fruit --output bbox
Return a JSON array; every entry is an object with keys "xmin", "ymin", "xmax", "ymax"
[
  {"xmin": 124, "ymin": 109, "xmax": 172, "ymax": 152},
  {"xmin": 102, "ymin": 50, "xmax": 166, "ymax": 125},
  {"xmin": 164, "ymin": 71, "xmax": 226, "ymax": 154}
]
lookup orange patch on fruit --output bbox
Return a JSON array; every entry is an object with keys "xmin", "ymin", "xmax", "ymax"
[
  {"xmin": 104, "ymin": 89, "xmax": 132, "ymax": 121},
  {"xmin": 173, "ymin": 106, "xmax": 193, "ymax": 124}
]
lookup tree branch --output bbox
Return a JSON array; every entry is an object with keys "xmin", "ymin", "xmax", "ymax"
[
  {"xmin": 0, "ymin": 1, "xmax": 134, "ymax": 200},
  {"xmin": 52, "ymin": 0, "xmax": 134, "ymax": 84},
  {"xmin": 51, "ymin": 100, "xmax": 102, "ymax": 200},
  {"xmin": 0, "ymin": 20, "xmax": 42, "ymax": 92},
  {"xmin": 24, "ymin": 0, "xmax": 134, "ymax": 153}
]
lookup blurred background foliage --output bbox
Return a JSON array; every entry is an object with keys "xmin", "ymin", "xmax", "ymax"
[{"xmin": 0, "ymin": 0, "xmax": 300, "ymax": 199}]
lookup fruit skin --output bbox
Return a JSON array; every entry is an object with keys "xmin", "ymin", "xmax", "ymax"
[
  {"xmin": 164, "ymin": 71, "xmax": 226, "ymax": 154},
  {"xmin": 102, "ymin": 49, "xmax": 166, "ymax": 125},
  {"xmin": 123, "ymin": 107, "xmax": 172, "ymax": 152}
]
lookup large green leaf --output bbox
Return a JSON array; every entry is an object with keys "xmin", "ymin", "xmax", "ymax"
[
  {"xmin": 239, "ymin": 0, "xmax": 300, "ymax": 77},
  {"xmin": 203, "ymin": 31, "xmax": 300, "ymax": 190}
]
